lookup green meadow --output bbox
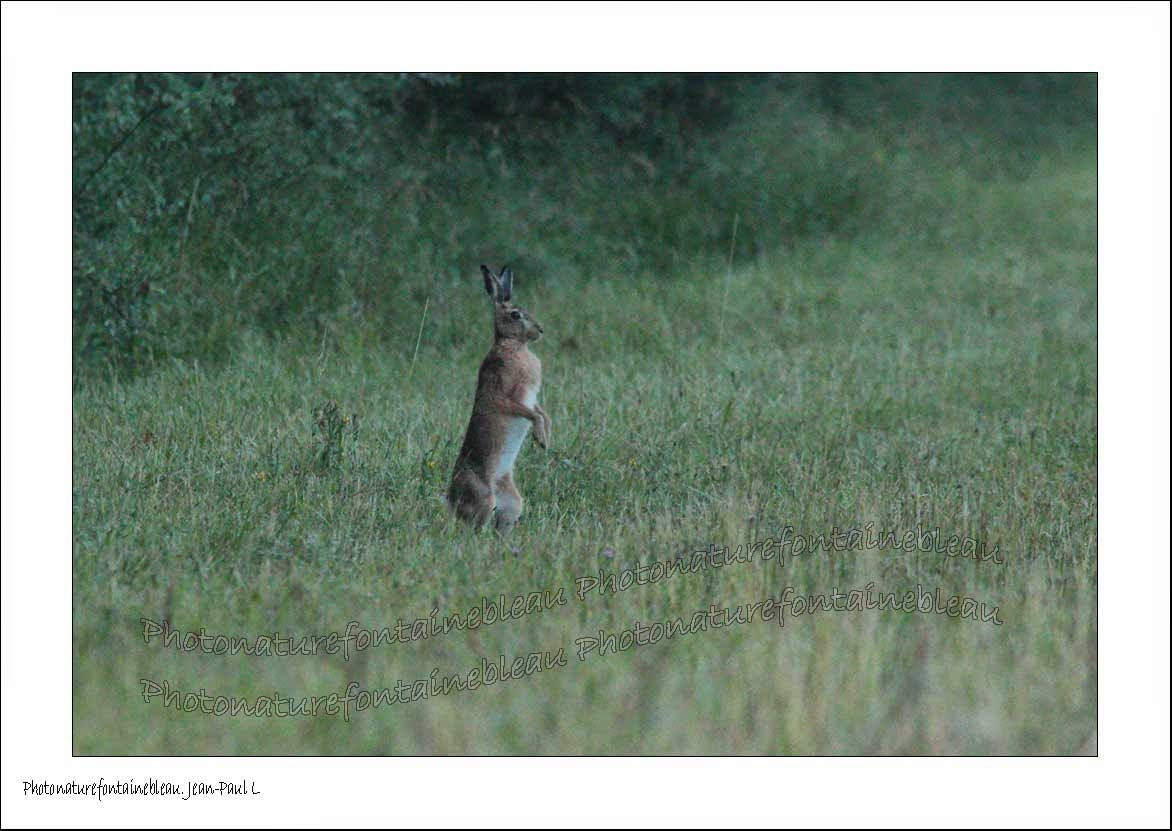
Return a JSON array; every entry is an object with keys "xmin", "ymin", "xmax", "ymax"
[{"xmin": 72, "ymin": 74, "xmax": 1096, "ymax": 754}]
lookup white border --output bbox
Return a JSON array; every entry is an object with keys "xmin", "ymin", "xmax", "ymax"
[{"xmin": 3, "ymin": 1, "xmax": 1169, "ymax": 828}]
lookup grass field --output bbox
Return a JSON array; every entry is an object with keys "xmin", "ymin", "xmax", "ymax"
[{"xmin": 72, "ymin": 77, "xmax": 1096, "ymax": 755}]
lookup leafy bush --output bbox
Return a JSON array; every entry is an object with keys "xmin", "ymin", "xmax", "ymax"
[{"xmin": 71, "ymin": 73, "xmax": 1095, "ymax": 375}]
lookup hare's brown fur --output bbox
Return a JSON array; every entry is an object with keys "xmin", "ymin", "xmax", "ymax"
[{"xmin": 447, "ymin": 265, "xmax": 550, "ymax": 531}]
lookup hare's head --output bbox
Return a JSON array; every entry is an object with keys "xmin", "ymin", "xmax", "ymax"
[{"xmin": 481, "ymin": 264, "xmax": 544, "ymax": 343}]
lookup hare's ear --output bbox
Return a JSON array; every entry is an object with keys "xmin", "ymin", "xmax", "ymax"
[
  {"xmin": 497, "ymin": 265, "xmax": 514, "ymax": 303},
  {"xmin": 480, "ymin": 264, "xmax": 501, "ymax": 300}
]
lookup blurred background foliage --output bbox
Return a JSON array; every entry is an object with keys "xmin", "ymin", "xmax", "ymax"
[{"xmin": 72, "ymin": 73, "xmax": 1095, "ymax": 374}]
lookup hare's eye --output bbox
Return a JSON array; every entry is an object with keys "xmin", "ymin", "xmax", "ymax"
[{"xmin": 510, "ymin": 311, "xmax": 521, "ymax": 320}]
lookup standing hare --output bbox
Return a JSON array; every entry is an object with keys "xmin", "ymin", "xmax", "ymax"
[{"xmin": 447, "ymin": 265, "xmax": 550, "ymax": 531}]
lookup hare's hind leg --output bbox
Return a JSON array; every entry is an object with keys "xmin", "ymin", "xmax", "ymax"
[
  {"xmin": 493, "ymin": 472, "xmax": 524, "ymax": 532},
  {"xmin": 449, "ymin": 470, "xmax": 495, "ymax": 530}
]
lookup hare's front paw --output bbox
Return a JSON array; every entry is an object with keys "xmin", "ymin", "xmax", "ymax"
[
  {"xmin": 532, "ymin": 416, "xmax": 549, "ymax": 449},
  {"xmin": 538, "ymin": 408, "xmax": 552, "ymax": 447}
]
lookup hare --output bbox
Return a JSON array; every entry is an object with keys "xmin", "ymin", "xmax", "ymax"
[{"xmin": 447, "ymin": 265, "xmax": 550, "ymax": 531}]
